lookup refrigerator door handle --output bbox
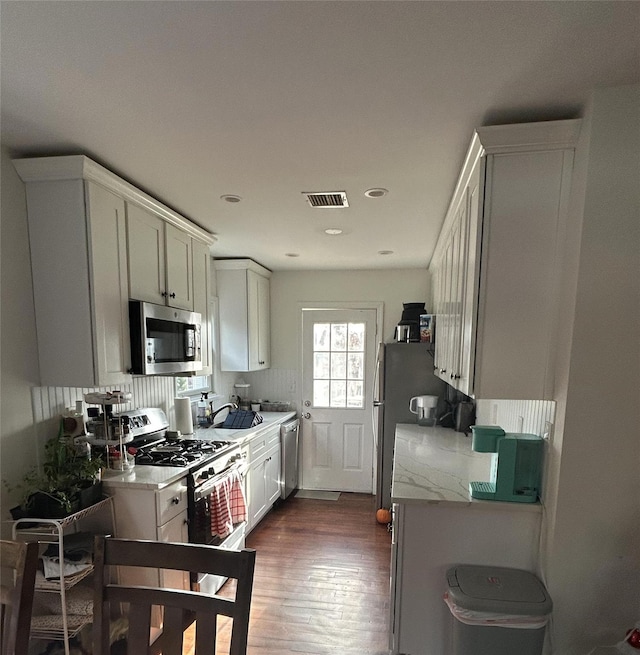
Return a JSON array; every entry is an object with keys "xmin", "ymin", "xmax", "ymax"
[{"xmin": 372, "ymin": 341, "xmax": 383, "ymax": 448}]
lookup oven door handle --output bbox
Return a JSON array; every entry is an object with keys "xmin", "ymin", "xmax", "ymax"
[{"xmin": 193, "ymin": 465, "xmax": 244, "ymax": 502}]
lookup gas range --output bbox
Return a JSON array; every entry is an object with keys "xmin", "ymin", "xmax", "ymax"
[
  {"xmin": 113, "ymin": 407, "xmax": 240, "ymax": 473},
  {"xmin": 133, "ymin": 438, "xmax": 234, "ymax": 469}
]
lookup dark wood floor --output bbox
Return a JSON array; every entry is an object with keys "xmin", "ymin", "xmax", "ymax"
[{"xmin": 205, "ymin": 492, "xmax": 392, "ymax": 655}]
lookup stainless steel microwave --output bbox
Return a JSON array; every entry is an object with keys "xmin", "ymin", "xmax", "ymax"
[{"xmin": 129, "ymin": 301, "xmax": 202, "ymax": 376}]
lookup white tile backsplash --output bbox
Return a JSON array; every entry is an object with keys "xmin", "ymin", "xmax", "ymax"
[
  {"xmin": 243, "ymin": 368, "xmax": 298, "ymax": 411},
  {"xmin": 30, "ymin": 377, "xmax": 176, "ymax": 464},
  {"xmin": 475, "ymin": 399, "xmax": 556, "ymax": 436}
]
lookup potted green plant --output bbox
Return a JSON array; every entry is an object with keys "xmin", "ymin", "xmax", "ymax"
[{"xmin": 8, "ymin": 436, "xmax": 104, "ymax": 519}]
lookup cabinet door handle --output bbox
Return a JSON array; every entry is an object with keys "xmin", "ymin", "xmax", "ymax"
[
  {"xmin": 170, "ymin": 292, "xmax": 176, "ymax": 299},
  {"xmin": 172, "ymin": 497, "xmax": 180, "ymax": 505},
  {"xmin": 161, "ymin": 291, "xmax": 168, "ymax": 297},
  {"xmin": 440, "ymin": 368, "xmax": 447, "ymax": 374}
]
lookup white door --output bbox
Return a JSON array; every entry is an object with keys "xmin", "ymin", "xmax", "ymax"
[{"xmin": 301, "ymin": 308, "xmax": 378, "ymax": 492}]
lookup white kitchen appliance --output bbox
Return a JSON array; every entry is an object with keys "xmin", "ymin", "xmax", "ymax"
[{"xmin": 409, "ymin": 394, "xmax": 439, "ymax": 426}]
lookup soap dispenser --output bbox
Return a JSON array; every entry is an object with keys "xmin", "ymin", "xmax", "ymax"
[{"xmin": 197, "ymin": 392, "xmax": 210, "ymax": 427}]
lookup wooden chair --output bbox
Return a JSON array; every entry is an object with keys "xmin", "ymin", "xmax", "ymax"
[
  {"xmin": 92, "ymin": 537, "xmax": 256, "ymax": 655},
  {"xmin": 1, "ymin": 539, "xmax": 39, "ymax": 655}
]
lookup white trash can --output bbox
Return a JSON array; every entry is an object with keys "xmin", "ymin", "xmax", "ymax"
[{"xmin": 445, "ymin": 565, "xmax": 552, "ymax": 655}]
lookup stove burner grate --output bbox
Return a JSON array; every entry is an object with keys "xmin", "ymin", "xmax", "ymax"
[{"xmin": 133, "ymin": 438, "xmax": 234, "ymax": 468}]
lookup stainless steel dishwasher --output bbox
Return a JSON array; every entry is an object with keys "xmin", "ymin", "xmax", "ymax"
[{"xmin": 280, "ymin": 417, "xmax": 300, "ymax": 499}]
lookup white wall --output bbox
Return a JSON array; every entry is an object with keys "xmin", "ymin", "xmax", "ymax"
[
  {"xmin": 271, "ymin": 268, "xmax": 430, "ymax": 368},
  {"xmin": 243, "ymin": 269, "xmax": 429, "ymax": 405},
  {"xmin": 544, "ymin": 84, "xmax": 640, "ymax": 653},
  {"xmin": 0, "ymin": 146, "xmax": 40, "ymax": 537}
]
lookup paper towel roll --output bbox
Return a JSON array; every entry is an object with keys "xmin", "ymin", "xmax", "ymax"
[{"xmin": 175, "ymin": 397, "xmax": 194, "ymax": 435}]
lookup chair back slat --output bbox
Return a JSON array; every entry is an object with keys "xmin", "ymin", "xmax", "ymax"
[
  {"xmin": 105, "ymin": 584, "xmax": 235, "ymax": 616},
  {"xmin": 93, "ymin": 536, "xmax": 256, "ymax": 655},
  {"xmin": 161, "ymin": 606, "xmax": 186, "ymax": 655},
  {"xmin": 104, "ymin": 538, "xmax": 249, "ymax": 577},
  {"xmin": 127, "ymin": 603, "xmax": 153, "ymax": 653},
  {"xmin": 194, "ymin": 611, "xmax": 217, "ymax": 655},
  {"xmin": 0, "ymin": 540, "xmax": 39, "ymax": 655}
]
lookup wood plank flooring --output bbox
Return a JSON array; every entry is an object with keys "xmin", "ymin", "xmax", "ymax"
[{"xmin": 188, "ymin": 492, "xmax": 392, "ymax": 655}]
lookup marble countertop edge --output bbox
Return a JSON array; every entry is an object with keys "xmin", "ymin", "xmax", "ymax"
[{"xmin": 391, "ymin": 423, "xmax": 542, "ymax": 513}]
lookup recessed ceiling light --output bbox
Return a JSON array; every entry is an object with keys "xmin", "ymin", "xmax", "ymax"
[
  {"xmin": 221, "ymin": 194, "xmax": 242, "ymax": 203},
  {"xmin": 285, "ymin": 253, "xmax": 300, "ymax": 257},
  {"xmin": 365, "ymin": 188, "xmax": 388, "ymax": 198},
  {"xmin": 378, "ymin": 250, "xmax": 394, "ymax": 255},
  {"xmin": 324, "ymin": 228, "xmax": 344, "ymax": 235}
]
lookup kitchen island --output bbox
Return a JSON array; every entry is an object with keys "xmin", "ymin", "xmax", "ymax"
[{"xmin": 390, "ymin": 424, "xmax": 543, "ymax": 655}]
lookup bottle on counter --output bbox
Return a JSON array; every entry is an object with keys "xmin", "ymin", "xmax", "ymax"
[{"xmin": 197, "ymin": 392, "xmax": 210, "ymax": 427}]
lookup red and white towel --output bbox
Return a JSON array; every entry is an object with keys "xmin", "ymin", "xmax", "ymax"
[{"xmin": 209, "ymin": 469, "xmax": 247, "ymax": 539}]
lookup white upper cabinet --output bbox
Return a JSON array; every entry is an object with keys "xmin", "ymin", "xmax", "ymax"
[
  {"xmin": 191, "ymin": 239, "xmax": 212, "ymax": 375},
  {"xmin": 13, "ymin": 170, "xmax": 131, "ymax": 387},
  {"xmin": 13, "ymin": 155, "xmax": 215, "ymax": 387},
  {"xmin": 430, "ymin": 119, "xmax": 581, "ymax": 400},
  {"xmin": 126, "ymin": 204, "xmax": 194, "ymax": 311},
  {"xmin": 215, "ymin": 259, "xmax": 271, "ymax": 372}
]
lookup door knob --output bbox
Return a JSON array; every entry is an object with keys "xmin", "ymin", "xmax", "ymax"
[
  {"xmin": 304, "ymin": 400, "xmax": 311, "ymax": 407},
  {"xmin": 304, "ymin": 412, "xmax": 311, "ymax": 419}
]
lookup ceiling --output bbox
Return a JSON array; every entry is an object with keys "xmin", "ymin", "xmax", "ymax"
[{"xmin": 2, "ymin": 1, "xmax": 638, "ymax": 271}]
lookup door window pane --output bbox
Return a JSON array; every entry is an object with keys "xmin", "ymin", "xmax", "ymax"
[
  {"xmin": 314, "ymin": 352, "xmax": 330, "ymax": 379},
  {"xmin": 347, "ymin": 352, "xmax": 363, "ymax": 379},
  {"xmin": 331, "ymin": 323, "xmax": 347, "ymax": 351},
  {"xmin": 348, "ymin": 323, "xmax": 365, "ymax": 350},
  {"xmin": 330, "ymin": 352, "xmax": 346, "ymax": 379},
  {"xmin": 314, "ymin": 323, "xmax": 330, "ymax": 350},
  {"xmin": 330, "ymin": 380, "xmax": 347, "ymax": 408},
  {"xmin": 314, "ymin": 380, "xmax": 330, "ymax": 406},
  {"xmin": 347, "ymin": 381, "xmax": 364, "ymax": 408},
  {"xmin": 312, "ymin": 321, "xmax": 365, "ymax": 408}
]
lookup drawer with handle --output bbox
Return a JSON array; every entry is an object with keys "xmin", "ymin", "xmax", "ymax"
[{"xmin": 156, "ymin": 478, "xmax": 188, "ymax": 526}]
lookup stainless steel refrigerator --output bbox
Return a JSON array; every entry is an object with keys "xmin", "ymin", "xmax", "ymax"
[{"xmin": 374, "ymin": 342, "xmax": 447, "ymax": 509}]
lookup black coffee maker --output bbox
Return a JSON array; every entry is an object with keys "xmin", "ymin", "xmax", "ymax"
[{"xmin": 394, "ymin": 302, "xmax": 425, "ymax": 342}]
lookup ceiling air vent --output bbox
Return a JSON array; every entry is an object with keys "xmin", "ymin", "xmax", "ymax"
[{"xmin": 303, "ymin": 191, "xmax": 349, "ymax": 208}]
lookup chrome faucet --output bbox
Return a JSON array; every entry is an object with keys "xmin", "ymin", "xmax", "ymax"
[{"xmin": 209, "ymin": 402, "xmax": 238, "ymax": 425}]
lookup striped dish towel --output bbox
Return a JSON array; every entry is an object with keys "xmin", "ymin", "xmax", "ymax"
[{"xmin": 209, "ymin": 469, "xmax": 247, "ymax": 539}]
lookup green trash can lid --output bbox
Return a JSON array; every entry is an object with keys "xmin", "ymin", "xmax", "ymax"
[{"xmin": 446, "ymin": 565, "xmax": 552, "ymax": 616}]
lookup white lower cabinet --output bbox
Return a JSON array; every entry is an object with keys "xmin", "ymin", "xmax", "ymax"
[
  {"xmin": 390, "ymin": 502, "xmax": 541, "ymax": 655},
  {"xmin": 245, "ymin": 425, "xmax": 281, "ymax": 532},
  {"xmin": 104, "ymin": 477, "xmax": 189, "ymax": 593},
  {"xmin": 157, "ymin": 510, "xmax": 190, "ymax": 591}
]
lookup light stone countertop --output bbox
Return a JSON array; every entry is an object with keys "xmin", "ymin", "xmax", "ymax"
[
  {"xmin": 391, "ymin": 423, "xmax": 542, "ymax": 511},
  {"xmin": 102, "ymin": 411, "xmax": 297, "ymax": 490}
]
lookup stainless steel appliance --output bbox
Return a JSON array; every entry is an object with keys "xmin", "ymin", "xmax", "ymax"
[
  {"xmin": 129, "ymin": 301, "xmax": 202, "ymax": 375},
  {"xmin": 126, "ymin": 408, "xmax": 247, "ymax": 593},
  {"xmin": 280, "ymin": 418, "xmax": 300, "ymax": 499},
  {"xmin": 373, "ymin": 342, "xmax": 447, "ymax": 509}
]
